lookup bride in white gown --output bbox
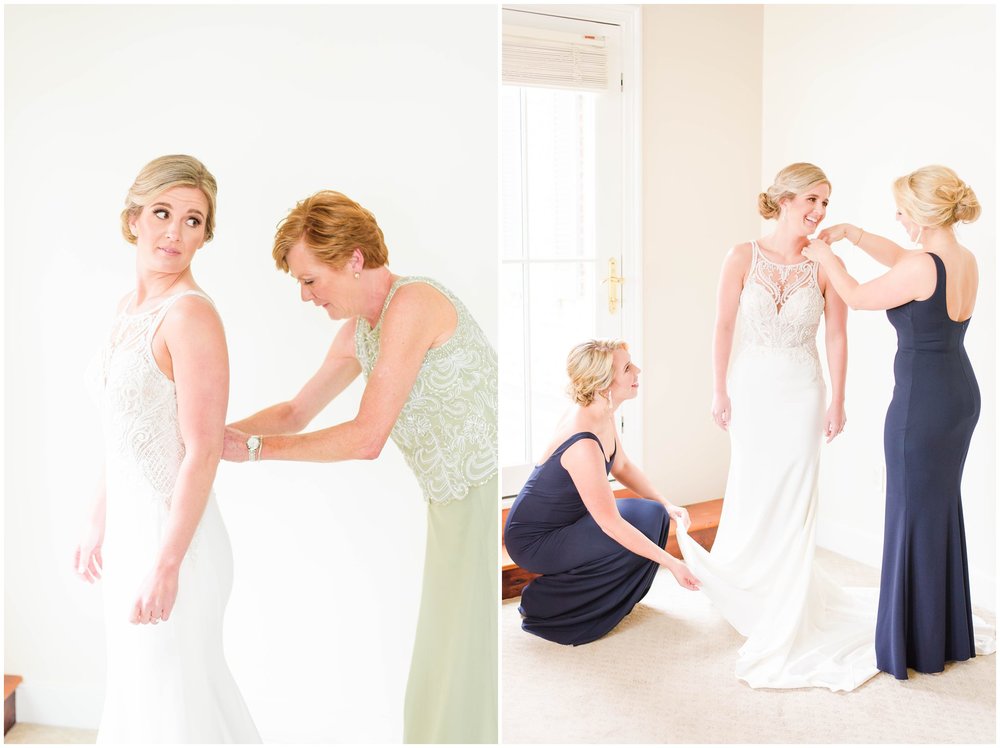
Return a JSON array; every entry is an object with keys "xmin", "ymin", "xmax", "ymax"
[
  {"xmin": 676, "ymin": 163, "xmax": 879, "ymax": 691},
  {"xmin": 75, "ymin": 155, "xmax": 260, "ymax": 742}
]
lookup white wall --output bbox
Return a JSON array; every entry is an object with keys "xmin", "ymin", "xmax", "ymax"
[
  {"xmin": 4, "ymin": 5, "xmax": 498, "ymax": 740},
  {"xmin": 642, "ymin": 4, "xmax": 995, "ymax": 611},
  {"xmin": 761, "ymin": 4, "xmax": 995, "ymax": 611},
  {"xmin": 641, "ymin": 4, "xmax": 764, "ymax": 504}
]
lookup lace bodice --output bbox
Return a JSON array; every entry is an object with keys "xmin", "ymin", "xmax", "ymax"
[
  {"xmin": 355, "ymin": 277, "xmax": 498, "ymax": 505},
  {"xmin": 736, "ymin": 241, "xmax": 824, "ymax": 350},
  {"xmin": 93, "ymin": 290, "xmax": 214, "ymax": 506}
]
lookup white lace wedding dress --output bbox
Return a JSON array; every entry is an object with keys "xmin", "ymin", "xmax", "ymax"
[
  {"xmin": 93, "ymin": 290, "xmax": 260, "ymax": 742},
  {"xmin": 677, "ymin": 242, "xmax": 879, "ymax": 691}
]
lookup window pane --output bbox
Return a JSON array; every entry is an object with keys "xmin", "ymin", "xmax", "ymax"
[
  {"xmin": 527, "ymin": 261, "xmax": 597, "ymax": 458},
  {"xmin": 524, "ymin": 88, "xmax": 596, "ymax": 261}
]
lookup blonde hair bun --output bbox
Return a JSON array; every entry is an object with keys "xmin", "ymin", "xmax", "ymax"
[
  {"xmin": 566, "ymin": 339, "xmax": 628, "ymax": 406},
  {"xmin": 893, "ymin": 165, "xmax": 980, "ymax": 228},
  {"xmin": 758, "ymin": 192, "xmax": 780, "ymax": 220},
  {"xmin": 758, "ymin": 162, "xmax": 830, "ymax": 221}
]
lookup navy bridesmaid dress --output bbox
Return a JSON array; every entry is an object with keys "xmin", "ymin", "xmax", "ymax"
[
  {"xmin": 876, "ymin": 252, "xmax": 981, "ymax": 678},
  {"xmin": 504, "ymin": 432, "xmax": 670, "ymax": 645}
]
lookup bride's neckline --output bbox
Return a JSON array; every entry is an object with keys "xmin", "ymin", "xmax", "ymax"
[{"xmin": 753, "ymin": 240, "xmax": 811, "ymax": 267}]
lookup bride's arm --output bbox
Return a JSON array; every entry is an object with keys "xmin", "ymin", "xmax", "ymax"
[
  {"xmin": 229, "ymin": 321, "xmax": 360, "ymax": 435},
  {"xmin": 711, "ymin": 244, "xmax": 751, "ymax": 430},
  {"xmin": 820, "ymin": 263, "xmax": 848, "ymax": 443},
  {"xmin": 130, "ymin": 296, "xmax": 228, "ymax": 625},
  {"xmin": 73, "ymin": 469, "xmax": 106, "ymax": 584}
]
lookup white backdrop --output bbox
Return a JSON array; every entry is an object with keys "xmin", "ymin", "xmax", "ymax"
[
  {"xmin": 4, "ymin": 5, "xmax": 498, "ymax": 741},
  {"xmin": 761, "ymin": 4, "xmax": 996, "ymax": 610}
]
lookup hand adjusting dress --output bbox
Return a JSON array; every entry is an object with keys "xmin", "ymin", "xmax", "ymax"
[
  {"xmin": 354, "ymin": 276, "xmax": 498, "ymax": 744},
  {"xmin": 92, "ymin": 290, "xmax": 260, "ymax": 743},
  {"xmin": 876, "ymin": 252, "xmax": 995, "ymax": 677},
  {"xmin": 504, "ymin": 432, "xmax": 670, "ymax": 646},
  {"xmin": 676, "ymin": 242, "xmax": 879, "ymax": 691}
]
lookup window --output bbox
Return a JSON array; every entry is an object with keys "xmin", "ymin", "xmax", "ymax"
[{"xmin": 501, "ymin": 7, "xmax": 636, "ymax": 495}]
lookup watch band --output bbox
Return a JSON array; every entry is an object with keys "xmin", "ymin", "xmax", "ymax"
[{"xmin": 247, "ymin": 435, "xmax": 262, "ymax": 462}]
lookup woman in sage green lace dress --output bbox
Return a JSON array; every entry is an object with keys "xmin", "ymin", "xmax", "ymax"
[{"xmin": 222, "ymin": 190, "xmax": 498, "ymax": 743}]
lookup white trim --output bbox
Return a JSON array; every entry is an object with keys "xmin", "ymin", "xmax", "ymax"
[
  {"xmin": 619, "ymin": 6, "xmax": 643, "ymax": 469},
  {"xmin": 14, "ymin": 680, "xmax": 102, "ymax": 730}
]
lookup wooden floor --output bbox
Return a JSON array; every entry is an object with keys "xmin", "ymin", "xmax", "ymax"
[{"xmin": 502, "ymin": 493, "xmax": 723, "ymax": 599}]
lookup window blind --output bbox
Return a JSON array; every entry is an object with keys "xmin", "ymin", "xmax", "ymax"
[{"xmin": 502, "ymin": 24, "xmax": 609, "ymax": 91}]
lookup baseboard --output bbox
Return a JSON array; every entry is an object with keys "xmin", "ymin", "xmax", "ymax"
[
  {"xmin": 969, "ymin": 566, "xmax": 996, "ymax": 613},
  {"xmin": 817, "ymin": 519, "xmax": 996, "ymax": 614},
  {"xmin": 815, "ymin": 519, "xmax": 883, "ymax": 570},
  {"xmin": 13, "ymin": 681, "xmax": 101, "ymax": 730}
]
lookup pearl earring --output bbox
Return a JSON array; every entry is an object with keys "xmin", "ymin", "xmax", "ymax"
[{"xmin": 354, "ymin": 272, "xmax": 361, "ymax": 280}]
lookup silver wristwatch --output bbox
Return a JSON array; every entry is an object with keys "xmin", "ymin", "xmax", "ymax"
[{"xmin": 246, "ymin": 435, "xmax": 262, "ymax": 462}]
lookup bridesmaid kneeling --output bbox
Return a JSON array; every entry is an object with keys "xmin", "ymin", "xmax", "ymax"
[{"xmin": 504, "ymin": 339, "xmax": 700, "ymax": 646}]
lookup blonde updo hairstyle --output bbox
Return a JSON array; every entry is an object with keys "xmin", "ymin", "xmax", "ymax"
[
  {"xmin": 566, "ymin": 339, "xmax": 628, "ymax": 407},
  {"xmin": 893, "ymin": 165, "xmax": 981, "ymax": 228},
  {"xmin": 758, "ymin": 162, "xmax": 831, "ymax": 220},
  {"xmin": 273, "ymin": 190, "xmax": 389, "ymax": 272},
  {"xmin": 121, "ymin": 154, "xmax": 218, "ymax": 244}
]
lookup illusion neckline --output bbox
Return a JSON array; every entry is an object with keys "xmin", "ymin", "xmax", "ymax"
[
  {"xmin": 752, "ymin": 240, "xmax": 812, "ymax": 267},
  {"xmin": 122, "ymin": 289, "xmax": 205, "ymax": 318}
]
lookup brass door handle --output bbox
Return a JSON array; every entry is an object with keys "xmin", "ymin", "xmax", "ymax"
[{"xmin": 602, "ymin": 257, "xmax": 624, "ymax": 313}]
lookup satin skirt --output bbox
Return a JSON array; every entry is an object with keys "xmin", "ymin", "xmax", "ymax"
[
  {"xmin": 677, "ymin": 346, "xmax": 879, "ymax": 691},
  {"xmin": 403, "ymin": 476, "xmax": 498, "ymax": 744},
  {"xmin": 98, "ymin": 492, "xmax": 261, "ymax": 743}
]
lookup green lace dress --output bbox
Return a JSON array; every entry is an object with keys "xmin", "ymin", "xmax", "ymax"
[{"xmin": 355, "ymin": 276, "xmax": 497, "ymax": 744}]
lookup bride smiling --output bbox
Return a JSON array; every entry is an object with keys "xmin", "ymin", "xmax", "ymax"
[{"xmin": 677, "ymin": 162, "xmax": 879, "ymax": 691}]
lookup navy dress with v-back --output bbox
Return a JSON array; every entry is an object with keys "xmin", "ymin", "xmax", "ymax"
[
  {"xmin": 876, "ymin": 252, "xmax": 981, "ymax": 677},
  {"xmin": 504, "ymin": 432, "xmax": 670, "ymax": 645}
]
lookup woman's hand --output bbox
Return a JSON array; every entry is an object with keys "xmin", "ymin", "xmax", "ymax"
[
  {"xmin": 130, "ymin": 564, "xmax": 180, "ymax": 625},
  {"xmin": 664, "ymin": 557, "xmax": 701, "ymax": 591},
  {"xmin": 824, "ymin": 401, "xmax": 847, "ymax": 444},
  {"xmin": 665, "ymin": 503, "xmax": 691, "ymax": 531},
  {"xmin": 222, "ymin": 427, "xmax": 250, "ymax": 463},
  {"xmin": 711, "ymin": 392, "xmax": 732, "ymax": 431},
  {"xmin": 803, "ymin": 239, "xmax": 837, "ymax": 266},
  {"xmin": 73, "ymin": 521, "xmax": 104, "ymax": 584},
  {"xmin": 817, "ymin": 223, "xmax": 857, "ymax": 245}
]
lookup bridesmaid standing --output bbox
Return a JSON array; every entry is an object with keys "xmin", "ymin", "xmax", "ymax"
[{"xmin": 804, "ymin": 164, "xmax": 995, "ymax": 678}]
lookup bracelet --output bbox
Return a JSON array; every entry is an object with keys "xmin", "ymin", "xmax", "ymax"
[{"xmin": 854, "ymin": 227, "xmax": 865, "ymax": 244}]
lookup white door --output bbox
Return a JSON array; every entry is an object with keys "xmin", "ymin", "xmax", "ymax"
[{"xmin": 500, "ymin": 7, "xmax": 634, "ymax": 495}]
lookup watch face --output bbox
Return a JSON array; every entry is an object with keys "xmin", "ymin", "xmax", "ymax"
[{"xmin": 247, "ymin": 436, "xmax": 261, "ymax": 450}]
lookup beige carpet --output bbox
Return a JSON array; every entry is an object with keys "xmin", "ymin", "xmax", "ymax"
[
  {"xmin": 502, "ymin": 548, "xmax": 996, "ymax": 744},
  {"xmin": 4, "ymin": 723, "xmax": 96, "ymax": 743}
]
